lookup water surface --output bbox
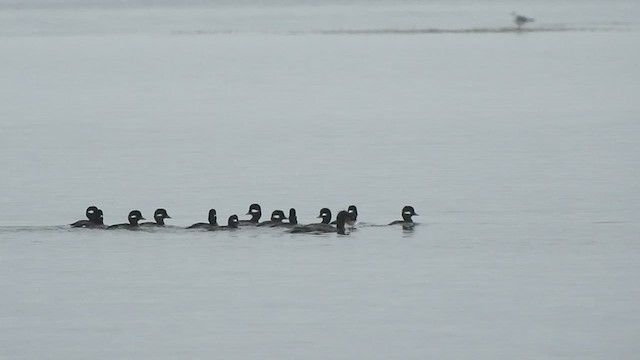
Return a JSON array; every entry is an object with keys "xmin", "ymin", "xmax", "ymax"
[{"xmin": 0, "ymin": 1, "xmax": 639, "ymax": 358}]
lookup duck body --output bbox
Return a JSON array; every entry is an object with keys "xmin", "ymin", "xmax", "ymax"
[
  {"xmin": 272, "ymin": 208, "xmax": 298, "ymax": 228},
  {"xmin": 140, "ymin": 208, "xmax": 171, "ymax": 227},
  {"xmin": 291, "ymin": 210, "xmax": 349, "ymax": 235},
  {"xmin": 238, "ymin": 203, "xmax": 262, "ymax": 226},
  {"xmin": 70, "ymin": 206, "xmax": 99, "ymax": 228},
  {"xmin": 389, "ymin": 206, "xmax": 418, "ymax": 227},
  {"xmin": 257, "ymin": 210, "xmax": 287, "ymax": 227},
  {"xmin": 187, "ymin": 209, "xmax": 218, "ymax": 229},
  {"xmin": 331, "ymin": 205, "xmax": 358, "ymax": 227},
  {"xmin": 107, "ymin": 210, "xmax": 145, "ymax": 230},
  {"xmin": 212, "ymin": 215, "xmax": 239, "ymax": 230}
]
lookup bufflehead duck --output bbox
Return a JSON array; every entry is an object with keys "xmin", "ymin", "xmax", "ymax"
[
  {"xmin": 331, "ymin": 205, "xmax": 358, "ymax": 226},
  {"xmin": 212, "ymin": 214, "xmax": 239, "ymax": 230},
  {"xmin": 70, "ymin": 206, "xmax": 99, "ymax": 228},
  {"xmin": 257, "ymin": 210, "xmax": 287, "ymax": 227},
  {"xmin": 317, "ymin": 208, "xmax": 332, "ymax": 224},
  {"xmin": 141, "ymin": 208, "xmax": 172, "ymax": 227},
  {"xmin": 347, "ymin": 205, "xmax": 358, "ymax": 223},
  {"xmin": 290, "ymin": 208, "xmax": 334, "ymax": 233},
  {"xmin": 291, "ymin": 210, "xmax": 349, "ymax": 235},
  {"xmin": 187, "ymin": 209, "xmax": 218, "ymax": 229},
  {"xmin": 107, "ymin": 210, "xmax": 145, "ymax": 229},
  {"xmin": 288, "ymin": 208, "xmax": 298, "ymax": 225},
  {"xmin": 94, "ymin": 209, "xmax": 105, "ymax": 227},
  {"xmin": 272, "ymin": 208, "xmax": 298, "ymax": 227},
  {"xmin": 238, "ymin": 203, "xmax": 262, "ymax": 225},
  {"xmin": 389, "ymin": 206, "xmax": 418, "ymax": 227}
]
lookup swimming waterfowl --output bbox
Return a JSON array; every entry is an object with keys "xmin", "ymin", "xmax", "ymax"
[
  {"xmin": 238, "ymin": 203, "xmax": 262, "ymax": 225},
  {"xmin": 317, "ymin": 208, "xmax": 332, "ymax": 224},
  {"xmin": 331, "ymin": 205, "xmax": 358, "ymax": 226},
  {"xmin": 272, "ymin": 208, "xmax": 298, "ymax": 227},
  {"xmin": 212, "ymin": 214, "xmax": 239, "ymax": 230},
  {"xmin": 291, "ymin": 210, "xmax": 350, "ymax": 235},
  {"xmin": 257, "ymin": 210, "xmax": 287, "ymax": 227},
  {"xmin": 389, "ymin": 206, "xmax": 418, "ymax": 227},
  {"xmin": 141, "ymin": 208, "xmax": 171, "ymax": 227},
  {"xmin": 107, "ymin": 210, "xmax": 145, "ymax": 230},
  {"xmin": 70, "ymin": 206, "xmax": 99, "ymax": 228},
  {"xmin": 187, "ymin": 209, "xmax": 218, "ymax": 229}
]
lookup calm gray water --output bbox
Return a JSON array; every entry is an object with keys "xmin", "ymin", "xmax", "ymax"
[{"xmin": 1, "ymin": 0, "xmax": 639, "ymax": 359}]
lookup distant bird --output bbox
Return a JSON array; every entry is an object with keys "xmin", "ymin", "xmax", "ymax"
[{"xmin": 511, "ymin": 12, "xmax": 534, "ymax": 30}]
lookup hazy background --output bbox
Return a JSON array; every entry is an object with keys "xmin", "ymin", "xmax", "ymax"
[{"xmin": 0, "ymin": 1, "xmax": 639, "ymax": 359}]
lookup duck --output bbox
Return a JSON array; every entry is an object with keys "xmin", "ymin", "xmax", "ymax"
[
  {"xmin": 331, "ymin": 205, "xmax": 358, "ymax": 226},
  {"xmin": 257, "ymin": 210, "xmax": 287, "ymax": 227},
  {"xmin": 389, "ymin": 206, "xmax": 418, "ymax": 227},
  {"xmin": 347, "ymin": 205, "xmax": 358, "ymax": 223},
  {"xmin": 238, "ymin": 203, "xmax": 262, "ymax": 226},
  {"xmin": 140, "ymin": 208, "xmax": 171, "ymax": 227},
  {"xmin": 271, "ymin": 208, "xmax": 298, "ymax": 227},
  {"xmin": 212, "ymin": 214, "xmax": 239, "ymax": 230},
  {"xmin": 93, "ymin": 209, "xmax": 105, "ymax": 228},
  {"xmin": 317, "ymin": 208, "xmax": 332, "ymax": 224},
  {"xmin": 70, "ymin": 206, "xmax": 99, "ymax": 228},
  {"xmin": 107, "ymin": 210, "xmax": 145, "ymax": 230},
  {"xmin": 187, "ymin": 209, "xmax": 218, "ymax": 229},
  {"xmin": 291, "ymin": 210, "xmax": 349, "ymax": 235},
  {"xmin": 290, "ymin": 208, "xmax": 334, "ymax": 233}
]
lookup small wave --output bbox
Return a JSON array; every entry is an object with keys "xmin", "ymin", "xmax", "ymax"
[
  {"xmin": 172, "ymin": 30, "xmax": 240, "ymax": 36},
  {"xmin": 0, "ymin": 225, "xmax": 69, "ymax": 233},
  {"xmin": 591, "ymin": 220, "xmax": 630, "ymax": 224},
  {"xmin": 312, "ymin": 26, "xmax": 625, "ymax": 35},
  {"xmin": 172, "ymin": 25, "xmax": 629, "ymax": 37}
]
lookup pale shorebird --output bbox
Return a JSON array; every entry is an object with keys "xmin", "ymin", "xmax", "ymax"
[{"xmin": 511, "ymin": 12, "xmax": 535, "ymax": 30}]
